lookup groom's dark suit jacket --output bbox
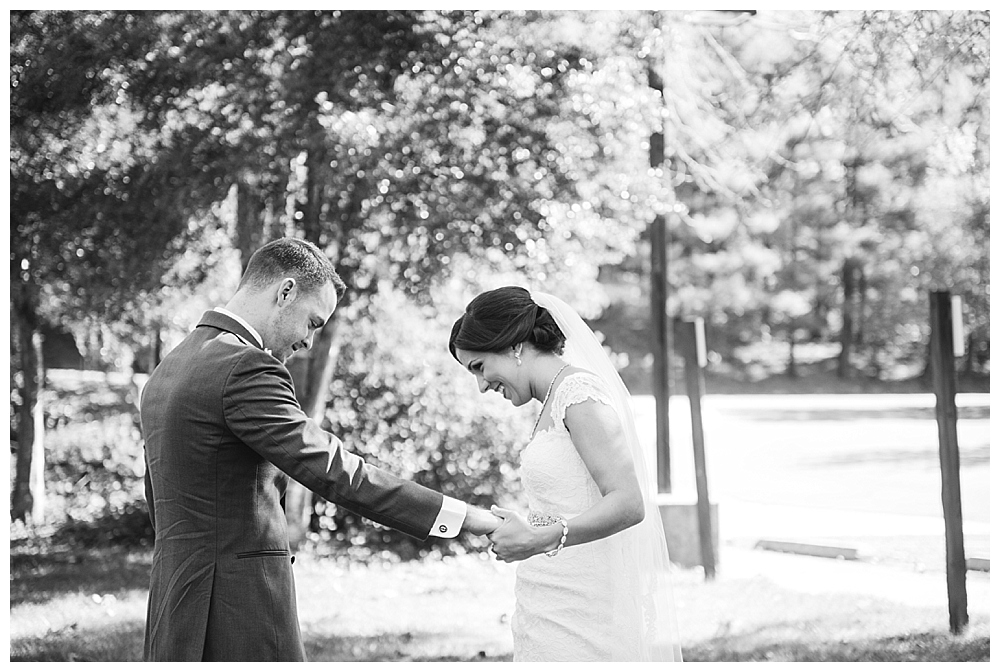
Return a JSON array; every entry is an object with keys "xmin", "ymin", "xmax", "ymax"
[{"xmin": 140, "ymin": 310, "xmax": 443, "ymax": 661}]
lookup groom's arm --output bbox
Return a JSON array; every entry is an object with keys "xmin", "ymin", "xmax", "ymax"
[
  {"xmin": 223, "ymin": 349, "xmax": 498, "ymax": 539},
  {"xmin": 431, "ymin": 499, "xmax": 499, "ymax": 537},
  {"xmin": 225, "ymin": 350, "xmax": 442, "ymax": 538}
]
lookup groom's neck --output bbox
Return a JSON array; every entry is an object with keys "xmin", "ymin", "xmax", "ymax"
[{"xmin": 223, "ymin": 291, "xmax": 270, "ymax": 342}]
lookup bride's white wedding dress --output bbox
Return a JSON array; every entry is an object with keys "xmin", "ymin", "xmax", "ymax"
[{"xmin": 512, "ymin": 371, "xmax": 661, "ymax": 661}]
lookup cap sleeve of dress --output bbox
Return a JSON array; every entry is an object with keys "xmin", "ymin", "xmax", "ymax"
[{"xmin": 550, "ymin": 371, "xmax": 617, "ymax": 429}]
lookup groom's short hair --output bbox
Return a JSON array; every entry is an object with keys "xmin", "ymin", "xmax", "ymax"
[{"xmin": 239, "ymin": 238, "xmax": 346, "ymax": 299}]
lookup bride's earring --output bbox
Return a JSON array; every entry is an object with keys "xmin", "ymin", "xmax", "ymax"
[{"xmin": 514, "ymin": 345, "xmax": 523, "ymax": 366}]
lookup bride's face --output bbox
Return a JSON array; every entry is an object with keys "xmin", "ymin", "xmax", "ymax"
[{"xmin": 454, "ymin": 347, "xmax": 529, "ymax": 407}]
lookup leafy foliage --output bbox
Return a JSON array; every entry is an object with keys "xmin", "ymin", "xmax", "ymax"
[
  {"xmin": 630, "ymin": 10, "xmax": 990, "ymax": 378},
  {"xmin": 18, "ymin": 371, "xmax": 151, "ymax": 542},
  {"xmin": 10, "ymin": 12, "xmax": 220, "ymax": 325}
]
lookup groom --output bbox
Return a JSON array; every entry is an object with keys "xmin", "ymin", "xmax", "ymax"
[{"xmin": 140, "ymin": 237, "xmax": 499, "ymax": 661}]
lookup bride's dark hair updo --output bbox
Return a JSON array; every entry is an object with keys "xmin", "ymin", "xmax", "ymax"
[{"xmin": 449, "ymin": 286, "xmax": 566, "ymax": 359}]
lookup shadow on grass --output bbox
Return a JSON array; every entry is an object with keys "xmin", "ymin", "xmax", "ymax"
[
  {"xmin": 684, "ymin": 628, "xmax": 990, "ymax": 662},
  {"xmin": 304, "ymin": 632, "xmax": 512, "ymax": 662},
  {"xmin": 10, "ymin": 618, "xmax": 146, "ymax": 662},
  {"xmin": 12, "ymin": 627, "xmax": 512, "ymax": 662},
  {"xmin": 12, "ymin": 538, "xmax": 989, "ymax": 662},
  {"xmin": 725, "ymin": 405, "xmax": 990, "ymax": 423},
  {"xmin": 13, "ymin": 625, "xmax": 986, "ymax": 663},
  {"xmin": 10, "ymin": 542, "xmax": 153, "ymax": 607},
  {"xmin": 810, "ymin": 444, "xmax": 991, "ymax": 468}
]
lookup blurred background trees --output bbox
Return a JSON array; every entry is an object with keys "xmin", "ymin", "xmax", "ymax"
[{"xmin": 9, "ymin": 10, "xmax": 989, "ymax": 553}]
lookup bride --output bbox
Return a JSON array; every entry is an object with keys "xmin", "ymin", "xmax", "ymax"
[{"xmin": 449, "ymin": 286, "xmax": 682, "ymax": 662}]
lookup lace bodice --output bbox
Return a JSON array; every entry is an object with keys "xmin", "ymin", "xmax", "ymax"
[{"xmin": 518, "ymin": 372, "xmax": 615, "ymax": 518}]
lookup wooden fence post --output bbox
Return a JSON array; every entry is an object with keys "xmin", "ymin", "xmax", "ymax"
[{"xmin": 929, "ymin": 290, "xmax": 968, "ymax": 635}]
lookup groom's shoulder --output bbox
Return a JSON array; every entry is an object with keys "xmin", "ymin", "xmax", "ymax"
[{"xmin": 156, "ymin": 325, "xmax": 259, "ymax": 378}]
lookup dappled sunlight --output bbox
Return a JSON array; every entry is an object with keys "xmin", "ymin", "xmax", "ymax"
[{"xmin": 9, "ymin": 9, "xmax": 989, "ymax": 663}]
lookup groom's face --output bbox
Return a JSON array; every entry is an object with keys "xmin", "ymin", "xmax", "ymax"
[
  {"xmin": 263, "ymin": 279, "xmax": 339, "ymax": 362},
  {"xmin": 454, "ymin": 347, "xmax": 529, "ymax": 407}
]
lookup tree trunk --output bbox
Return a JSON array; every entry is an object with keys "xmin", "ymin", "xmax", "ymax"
[
  {"xmin": 301, "ymin": 121, "xmax": 328, "ymax": 245},
  {"xmin": 154, "ymin": 328, "xmax": 162, "ymax": 368},
  {"xmin": 787, "ymin": 329, "xmax": 798, "ymax": 378},
  {"xmin": 11, "ymin": 286, "xmax": 46, "ymax": 525},
  {"xmin": 857, "ymin": 266, "xmax": 868, "ymax": 350},
  {"xmin": 236, "ymin": 175, "xmax": 266, "ymax": 273},
  {"xmin": 837, "ymin": 258, "xmax": 858, "ymax": 378}
]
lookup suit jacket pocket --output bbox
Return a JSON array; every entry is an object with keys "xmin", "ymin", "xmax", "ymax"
[{"xmin": 235, "ymin": 549, "xmax": 290, "ymax": 559}]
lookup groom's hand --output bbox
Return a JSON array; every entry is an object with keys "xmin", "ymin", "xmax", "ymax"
[{"xmin": 462, "ymin": 505, "xmax": 502, "ymax": 536}]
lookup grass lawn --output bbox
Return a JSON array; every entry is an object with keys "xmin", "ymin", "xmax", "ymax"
[{"xmin": 9, "ymin": 540, "xmax": 990, "ymax": 662}]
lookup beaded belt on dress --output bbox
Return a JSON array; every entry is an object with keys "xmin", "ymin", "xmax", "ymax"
[{"xmin": 527, "ymin": 511, "xmax": 562, "ymax": 527}]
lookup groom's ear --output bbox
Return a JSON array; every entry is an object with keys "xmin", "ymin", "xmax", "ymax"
[{"xmin": 275, "ymin": 278, "xmax": 298, "ymax": 307}]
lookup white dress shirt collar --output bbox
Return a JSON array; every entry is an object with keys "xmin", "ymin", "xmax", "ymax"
[{"xmin": 214, "ymin": 307, "xmax": 264, "ymax": 349}]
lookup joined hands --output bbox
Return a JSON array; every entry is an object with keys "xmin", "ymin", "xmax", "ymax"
[
  {"xmin": 487, "ymin": 506, "xmax": 562, "ymax": 563},
  {"xmin": 464, "ymin": 504, "xmax": 563, "ymax": 562},
  {"xmin": 463, "ymin": 505, "xmax": 503, "ymax": 536}
]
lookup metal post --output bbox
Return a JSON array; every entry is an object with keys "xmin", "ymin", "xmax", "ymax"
[
  {"xmin": 929, "ymin": 290, "xmax": 968, "ymax": 634},
  {"xmin": 678, "ymin": 318, "xmax": 715, "ymax": 580},
  {"xmin": 650, "ymin": 213, "xmax": 671, "ymax": 493}
]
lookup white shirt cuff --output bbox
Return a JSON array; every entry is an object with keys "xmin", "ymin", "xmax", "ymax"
[{"xmin": 429, "ymin": 496, "xmax": 467, "ymax": 538}]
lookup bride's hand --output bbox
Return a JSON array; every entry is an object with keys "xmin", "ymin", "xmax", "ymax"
[{"xmin": 487, "ymin": 506, "xmax": 562, "ymax": 563}]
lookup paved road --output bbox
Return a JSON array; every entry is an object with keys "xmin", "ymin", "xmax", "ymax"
[
  {"xmin": 631, "ymin": 393, "xmax": 991, "ymax": 567},
  {"xmin": 720, "ymin": 544, "xmax": 992, "ymax": 615}
]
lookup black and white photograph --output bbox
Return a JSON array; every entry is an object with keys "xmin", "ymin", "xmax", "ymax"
[{"xmin": 8, "ymin": 7, "xmax": 990, "ymax": 663}]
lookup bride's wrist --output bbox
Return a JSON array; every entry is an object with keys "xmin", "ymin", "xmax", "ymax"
[
  {"xmin": 539, "ymin": 519, "xmax": 567, "ymax": 556},
  {"xmin": 534, "ymin": 525, "xmax": 559, "ymax": 554}
]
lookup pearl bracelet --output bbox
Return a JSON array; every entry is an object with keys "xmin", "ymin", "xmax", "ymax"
[
  {"xmin": 527, "ymin": 512, "xmax": 568, "ymax": 558},
  {"xmin": 545, "ymin": 517, "xmax": 568, "ymax": 557}
]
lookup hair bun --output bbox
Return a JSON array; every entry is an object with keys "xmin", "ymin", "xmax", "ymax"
[{"xmin": 530, "ymin": 308, "xmax": 565, "ymax": 353}]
